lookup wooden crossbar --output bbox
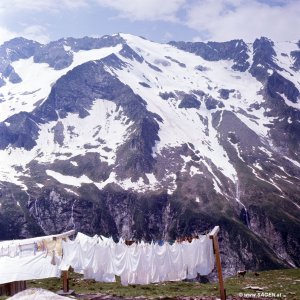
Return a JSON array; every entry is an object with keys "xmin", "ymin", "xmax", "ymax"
[{"xmin": 52, "ymin": 230, "xmax": 75, "ymax": 240}]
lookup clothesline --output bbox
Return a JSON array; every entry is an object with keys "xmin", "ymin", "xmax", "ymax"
[
  {"xmin": 0, "ymin": 230, "xmax": 210, "ymax": 261},
  {"xmin": 0, "ymin": 230, "xmax": 75, "ymax": 247},
  {"xmin": 70, "ymin": 228, "xmax": 212, "ymax": 245},
  {"xmin": 0, "ymin": 230, "xmax": 215, "ymax": 286},
  {"xmin": 124, "ymin": 233, "xmax": 211, "ymax": 245}
]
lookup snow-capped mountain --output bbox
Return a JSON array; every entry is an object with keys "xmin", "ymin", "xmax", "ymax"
[{"xmin": 0, "ymin": 34, "xmax": 299, "ymax": 273}]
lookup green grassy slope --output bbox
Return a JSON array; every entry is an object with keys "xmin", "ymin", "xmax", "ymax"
[{"xmin": 1, "ymin": 268, "xmax": 294, "ymax": 300}]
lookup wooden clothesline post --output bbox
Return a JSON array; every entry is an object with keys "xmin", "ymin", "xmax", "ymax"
[
  {"xmin": 58, "ymin": 268, "xmax": 73, "ymax": 295},
  {"xmin": 209, "ymin": 226, "xmax": 226, "ymax": 300},
  {"xmin": 62, "ymin": 270, "xmax": 69, "ymax": 293},
  {"xmin": 56, "ymin": 230, "xmax": 76, "ymax": 296}
]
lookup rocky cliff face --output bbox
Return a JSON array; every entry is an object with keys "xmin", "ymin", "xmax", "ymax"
[{"xmin": 0, "ymin": 34, "xmax": 299, "ymax": 275}]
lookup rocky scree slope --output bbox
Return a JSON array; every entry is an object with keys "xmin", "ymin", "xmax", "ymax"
[{"xmin": 0, "ymin": 34, "xmax": 300, "ymax": 275}]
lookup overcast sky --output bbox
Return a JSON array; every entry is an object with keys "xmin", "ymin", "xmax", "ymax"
[{"xmin": 0, "ymin": 0, "xmax": 299, "ymax": 45}]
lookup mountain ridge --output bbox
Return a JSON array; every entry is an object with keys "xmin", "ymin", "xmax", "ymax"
[{"xmin": 0, "ymin": 33, "xmax": 299, "ymax": 275}]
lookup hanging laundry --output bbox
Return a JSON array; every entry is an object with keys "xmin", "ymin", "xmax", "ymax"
[
  {"xmin": 60, "ymin": 232, "xmax": 215, "ymax": 286},
  {"xmin": 0, "ymin": 252, "xmax": 61, "ymax": 284},
  {"xmin": 0, "ymin": 230, "xmax": 75, "ymax": 285},
  {"xmin": 0, "ymin": 229, "xmax": 215, "ymax": 286}
]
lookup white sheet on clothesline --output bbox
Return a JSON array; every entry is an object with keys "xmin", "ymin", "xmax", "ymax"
[
  {"xmin": 0, "ymin": 252, "xmax": 61, "ymax": 284},
  {"xmin": 60, "ymin": 233, "xmax": 215, "ymax": 285}
]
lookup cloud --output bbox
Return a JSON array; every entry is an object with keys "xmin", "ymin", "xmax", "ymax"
[
  {"xmin": 95, "ymin": 0, "xmax": 186, "ymax": 22},
  {"xmin": 163, "ymin": 31, "xmax": 174, "ymax": 40},
  {"xmin": 0, "ymin": 27, "xmax": 18, "ymax": 45},
  {"xmin": 192, "ymin": 36, "xmax": 203, "ymax": 42},
  {"xmin": 21, "ymin": 25, "xmax": 50, "ymax": 43},
  {"xmin": 62, "ymin": 0, "xmax": 89, "ymax": 9},
  {"xmin": 0, "ymin": 0, "xmax": 89, "ymax": 14},
  {"xmin": 0, "ymin": 0, "xmax": 298, "ymax": 44},
  {"xmin": 184, "ymin": 0, "xmax": 300, "ymax": 42},
  {"xmin": 0, "ymin": 0, "xmax": 87, "ymax": 44},
  {"xmin": 0, "ymin": 0, "xmax": 56, "ymax": 14},
  {"xmin": 0, "ymin": 25, "xmax": 50, "ymax": 45}
]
